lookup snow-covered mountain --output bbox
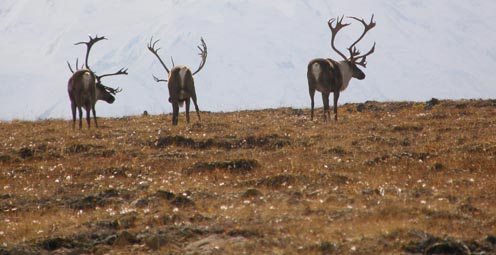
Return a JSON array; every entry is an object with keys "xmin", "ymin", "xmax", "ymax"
[{"xmin": 1, "ymin": 0, "xmax": 495, "ymax": 121}]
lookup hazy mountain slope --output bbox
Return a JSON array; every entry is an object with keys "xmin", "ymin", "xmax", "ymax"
[{"xmin": 0, "ymin": 0, "xmax": 495, "ymax": 120}]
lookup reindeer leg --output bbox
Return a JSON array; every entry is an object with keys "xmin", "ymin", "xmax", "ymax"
[
  {"xmin": 92, "ymin": 105, "xmax": 98, "ymax": 128},
  {"xmin": 185, "ymin": 98, "xmax": 191, "ymax": 124},
  {"xmin": 322, "ymin": 92, "xmax": 330, "ymax": 122},
  {"xmin": 172, "ymin": 102, "xmax": 179, "ymax": 126},
  {"xmin": 333, "ymin": 91, "xmax": 340, "ymax": 121},
  {"xmin": 86, "ymin": 108, "xmax": 91, "ymax": 128},
  {"xmin": 192, "ymin": 96, "xmax": 201, "ymax": 122},
  {"xmin": 309, "ymin": 88, "xmax": 315, "ymax": 121},
  {"xmin": 71, "ymin": 102, "xmax": 77, "ymax": 129},
  {"xmin": 78, "ymin": 107, "xmax": 83, "ymax": 129}
]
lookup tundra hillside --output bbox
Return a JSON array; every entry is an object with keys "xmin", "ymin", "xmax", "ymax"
[{"xmin": 0, "ymin": 99, "xmax": 495, "ymax": 255}]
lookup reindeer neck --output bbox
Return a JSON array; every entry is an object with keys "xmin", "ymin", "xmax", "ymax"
[{"xmin": 337, "ymin": 60, "xmax": 353, "ymax": 91}]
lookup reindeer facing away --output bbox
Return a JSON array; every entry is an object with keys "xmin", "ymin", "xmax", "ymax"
[
  {"xmin": 308, "ymin": 15, "xmax": 376, "ymax": 122},
  {"xmin": 67, "ymin": 35, "xmax": 128, "ymax": 129},
  {"xmin": 147, "ymin": 37, "xmax": 207, "ymax": 126}
]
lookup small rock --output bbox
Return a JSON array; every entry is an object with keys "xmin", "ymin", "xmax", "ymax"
[
  {"xmin": 113, "ymin": 231, "xmax": 138, "ymax": 247},
  {"xmin": 145, "ymin": 235, "xmax": 168, "ymax": 250},
  {"xmin": 0, "ymin": 154, "xmax": 11, "ymax": 162},
  {"xmin": 184, "ymin": 235, "xmax": 247, "ymax": 255},
  {"xmin": 19, "ymin": 147, "xmax": 34, "ymax": 159},
  {"xmin": 131, "ymin": 198, "xmax": 150, "ymax": 208},
  {"xmin": 156, "ymin": 190, "xmax": 175, "ymax": 201},
  {"xmin": 93, "ymin": 245, "xmax": 112, "ymax": 255},
  {"xmin": 426, "ymin": 241, "xmax": 470, "ymax": 255},
  {"xmin": 105, "ymin": 235, "xmax": 117, "ymax": 245},
  {"xmin": 431, "ymin": 162, "xmax": 444, "ymax": 171},
  {"xmin": 118, "ymin": 213, "xmax": 137, "ymax": 229},
  {"xmin": 486, "ymin": 235, "xmax": 496, "ymax": 244},
  {"xmin": 170, "ymin": 195, "xmax": 195, "ymax": 208},
  {"xmin": 241, "ymin": 188, "xmax": 263, "ymax": 198},
  {"xmin": 425, "ymin": 98, "xmax": 440, "ymax": 110}
]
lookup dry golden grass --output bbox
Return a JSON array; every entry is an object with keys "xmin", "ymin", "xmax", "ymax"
[{"xmin": 0, "ymin": 99, "xmax": 495, "ymax": 254}]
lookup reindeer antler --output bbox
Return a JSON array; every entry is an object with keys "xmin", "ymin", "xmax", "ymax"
[
  {"xmin": 98, "ymin": 84, "xmax": 123, "ymax": 95},
  {"xmin": 147, "ymin": 37, "xmax": 172, "ymax": 74},
  {"xmin": 192, "ymin": 37, "xmax": 207, "ymax": 76},
  {"xmin": 75, "ymin": 35, "xmax": 107, "ymax": 71},
  {"xmin": 66, "ymin": 58, "xmax": 84, "ymax": 74},
  {"xmin": 326, "ymin": 15, "xmax": 376, "ymax": 66},
  {"xmin": 328, "ymin": 16, "xmax": 351, "ymax": 61},
  {"xmin": 152, "ymin": 75, "xmax": 167, "ymax": 83},
  {"xmin": 96, "ymin": 68, "xmax": 128, "ymax": 81},
  {"xmin": 95, "ymin": 68, "xmax": 128, "ymax": 93},
  {"xmin": 347, "ymin": 15, "xmax": 376, "ymax": 67}
]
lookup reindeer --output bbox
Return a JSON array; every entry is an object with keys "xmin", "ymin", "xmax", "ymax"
[
  {"xmin": 307, "ymin": 15, "xmax": 376, "ymax": 122},
  {"xmin": 147, "ymin": 37, "xmax": 207, "ymax": 125},
  {"xmin": 67, "ymin": 35, "xmax": 128, "ymax": 129}
]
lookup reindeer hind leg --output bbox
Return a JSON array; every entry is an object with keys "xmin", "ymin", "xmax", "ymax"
[
  {"xmin": 185, "ymin": 98, "xmax": 191, "ymax": 123},
  {"xmin": 322, "ymin": 92, "xmax": 330, "ymax": 122},
  {"xmin": 191, "ymin": 96, "xmax": 201, "ymax": 122},
  {"xmin": 71, "ymin": 101, "xmax": 77, "ymax": 129},
  {"xmin": 78, "ymin": 106, "xmax": 83, "ymax": 129},
  {"xmin": 92, "ymin": 105, "xmax": 98, "ymax": 128}
]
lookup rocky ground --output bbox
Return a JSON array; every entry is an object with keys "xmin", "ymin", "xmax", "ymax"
[{"xmin": 0, "ymin": 99, "xmax": 495, "ymax": 254}]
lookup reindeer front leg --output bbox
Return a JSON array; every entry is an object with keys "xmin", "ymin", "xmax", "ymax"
[
  {"xmin": 172, "ymin": 102, "xmax": 179, "ymax": 126},
  {"xmin": 333, "ymin": 91, "xmax": 340, "ymax": 121}
]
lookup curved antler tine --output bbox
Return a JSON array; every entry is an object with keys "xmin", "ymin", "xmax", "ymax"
[
  {"xmin": 328, "ymin": 15, "xmax": 350, "ymax": 61},
  {"xmin": 328, "ymin": 18, "xmax": 335, "ymax": 26},
  {"xmin": 354, "ymin": 42, "xmax": 376, "ymax": 67},
  {"xmin": 147, "ymin": 37, "xmax": 170, "ymax": 74},
  {"xmin": 67, "ymin": 61, "xmax": 75, "ymax": 74},
  {"xmin": 346, "ymin": 15, "xmax": 376, "ymax": 63},
  {"xmin": 97, "ymin": 67, "xmax": 129, "ymax": 80},
  {"xmin": 74, "ymin": 34, "xmax": 108, "ymax": 70},
  {"xmin": 152, "ymin": 75, "xmax": 167, "ymax": 83},
  {"xmin": 192, "ymin": 37, "xmax": 207, "ymax": 76}
]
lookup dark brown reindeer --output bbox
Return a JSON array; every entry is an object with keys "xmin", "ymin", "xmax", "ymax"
[
  {"xmin": 147, "ymin": 37, "xmax": 207, "ymax": 125},
  {"xmin": 67, "ymin": 35, "xmax": 128, "ymax": 129},
  {"xmin": 307, "ymin": 15, "xmax": 376, "ymax": 122}
]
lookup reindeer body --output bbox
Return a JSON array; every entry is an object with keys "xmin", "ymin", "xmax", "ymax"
[
  {"xmin": 68, "ymin": 69, "xmax": 117, "ymax": 129},
  {"xmin": 167, "ymin": 65, "xmax": 200, "ymax": 125},
  {"xmin": 308, "ymin": 58, "xmax": 365, "ymax": 121},
  {"xmin": 148, "ymin": 37, "xmax": 207, "ymax": 126},
  {"xmin": 68, "ymin": 69, "xmax": 97, "ymax": 129},
  {"xmin": 307, "ymin": 15, "xmax": 375, "ymax": 122},
  {"xmin": 67, "ymin": 35, "xmax": 127, "ymax": 129}
]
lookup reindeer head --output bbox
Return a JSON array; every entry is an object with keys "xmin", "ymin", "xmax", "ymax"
[
  {"xmin": 67, "ymin": 35, "xmax": 128, "ymax": 103},
  {"xmin": 328, "ymin": 15, "xmax": 376, "ymax": 80}
]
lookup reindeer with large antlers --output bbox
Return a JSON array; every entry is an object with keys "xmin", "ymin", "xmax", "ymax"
[
  {"xmin": 147, "ymin": 37, "xmax": 207, "ymax": 125},
  {"xmin": 307, "ymin": 15, "xmax": 376, "ymax": 122},
  {"xmin": 67, "ymin": 35, "xmax": 128, "ymax": 129}
]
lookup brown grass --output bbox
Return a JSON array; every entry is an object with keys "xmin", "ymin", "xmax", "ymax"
[{"xmin": 0, "ymin": 99, "xmax": 495, "ymax": 254}]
